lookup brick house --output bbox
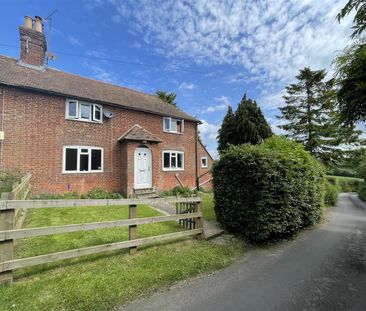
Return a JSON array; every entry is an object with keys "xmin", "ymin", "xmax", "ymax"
[{"xmin": 0, "ymin": 16, "xmax": 213, "ymax": 197}]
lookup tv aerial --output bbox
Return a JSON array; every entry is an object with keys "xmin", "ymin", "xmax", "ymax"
[{"xmin": 44, "ymin": 9, "xmax": 58, "ymax": 64}]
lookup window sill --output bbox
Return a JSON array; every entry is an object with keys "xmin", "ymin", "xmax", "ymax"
[
  {"xmin": 65, "ymin": 117, "xmax": 103, "ymax": 125},
  {"xmin": 62, "ymin": 170, "xmax": 104, "ymax": 174},
  {"xmin": 162, "ymin": 168, "xmax": 185, "ymax": 172},
  {"xmin": 163, "ymin": 130, "xmax": 184, "ymax": 135}
]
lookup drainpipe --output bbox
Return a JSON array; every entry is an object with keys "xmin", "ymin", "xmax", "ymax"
[{"xmin": 195, "ymin": 123, "xmax": 199, "ymax": 190}]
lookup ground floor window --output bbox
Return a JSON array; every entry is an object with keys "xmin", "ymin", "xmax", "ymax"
[
  {"xmin": 163, "ymin": 150, "xmax": 184, "ymax": 171},
  {"xmin": 63, "ymin": 146, "xmax": 103, "ymax": 173}
]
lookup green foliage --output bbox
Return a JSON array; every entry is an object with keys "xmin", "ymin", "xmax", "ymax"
[
  {"xmin": 278, "ymin": 67, "xmax": 362, "ymax": 165},
  {"xmin": 172, "ymin": 185, "xmax": 194, "ymax": 197},
  {"xmin": 337, "ymin": 0, "xmax": 366, "ymax": 38},
  {"xmin": 326, "ymin": 175, "xmax": 363, "ymax": 192},
  {"xmin": 156, "ymin": 90, "xmax": 178, "ymax": 107},
  {"xmin": 0, "ymin": 169, "xmax": 23, "ymax": 193},
  {"xmin": 335, "ymin": 43, "xmax": 366, "ymax": 124},
  {"xmin": 324, "ymin": 181, "xmax": 340, "ymax": 206},
  {"xmin": 33, "ymin": 188, "xmax": 123, "ymax": 200},
  {"xmin": 85, "ymin": 187, "xmax": 123, "ymax": 199},
  {"xmin": 213, "ymin": 136, "xmax": 325, "ymax": 243},
  {"xmin": 217, "ymin": 94, "xmax": 272, "ymax": 153},
  {"xmin": 217, "ymin": 106, "xmax": 236, "ymax": 152},
  {"xmin": 358, "ymin": 182, "xmax": 366, "ymax": 201}
]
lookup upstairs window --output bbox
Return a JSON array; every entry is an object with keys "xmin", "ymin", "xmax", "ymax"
[
  {"xmin": 63, "ymin": 146, "xmax": 103, "ymax": 173},
  {"xmin": 163, "ymin": 117, "xmax": 184, "ymax": 133},
  {"xmin": 163, "ymin": 151, "xmax": 184, "ymax": 171},
  {"xmin": 201, "ymin": 157, "xmax": 208, "ymax": 168},
  {"xmin": 66, "ymin": 99, "xmax": 103, "ymax": 123}
]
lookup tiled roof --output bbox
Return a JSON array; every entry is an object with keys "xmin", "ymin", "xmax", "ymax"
[
  {"xmin": 117, "ymin": 124, "xmax": 162, "ymax": 143},
  {"xmin": 0, "ymin": 55, "xmax": 199, "ymax": 122}
]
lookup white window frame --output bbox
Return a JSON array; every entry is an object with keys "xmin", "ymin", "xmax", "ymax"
[
  {"xmin": 65, "ymin": 99, "xmax": 103, "ymax": 123},
  {"xmin": 163, "ymin": 117, "xmax": 184, "ymax": 134},
  {"xmin": 62, "ymin": 146, "xmax": 104, "ymax": 174},
  {"xmin": 162, "ymin": 150, "xmax": 184, "ymax": 171},
  {"xmin": 201, "ymin": 157, "xmax": 208, "ymax": 168}
]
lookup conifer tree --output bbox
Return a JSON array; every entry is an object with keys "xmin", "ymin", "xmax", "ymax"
[
  {"xmin": 217, "ymin": 106, "xmax": 236, "ymax": 152},
  {"xmin": 278, "ymin": 67, "xmax": 362, "ymax": 164},
  {"xmin": 235, "ymin": 94, "xmax": 273, "ymax": 145}
]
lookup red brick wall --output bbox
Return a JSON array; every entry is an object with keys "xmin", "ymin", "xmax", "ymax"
[
  {"xmin": 0, "ymin": 86, "xmax": 203, "ymax": 196},
  {"xmin": 197, "ymin": 140, "xmax": 214, "ymax": 190}
]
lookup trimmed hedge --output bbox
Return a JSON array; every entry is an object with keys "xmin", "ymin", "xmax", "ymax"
[
  {"xmin": 212, "ymin": 136, "xmax": 325, "ymax": 243},
  {"xmin": 324, "ymin": 181, "xmax": 340, "ymax": 206},
  {"xmin": 326, "ymin": 176, "xmax": 363, "ymax": 192}
]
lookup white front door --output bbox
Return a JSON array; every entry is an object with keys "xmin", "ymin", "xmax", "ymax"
[{"xmin": 134, "ymin": 147, "xmax": 152, "ymax": 189}]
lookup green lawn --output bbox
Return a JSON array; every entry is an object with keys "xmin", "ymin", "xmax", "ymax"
[
  {"xmin": 202, "ymin": 193, "xmax": 216, "ymax": 221},
  {"xmin": 0, "ymin": 203, "xmax": 244, "ymax": 311}
]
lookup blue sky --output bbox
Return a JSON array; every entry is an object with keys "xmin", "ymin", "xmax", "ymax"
[{"xmin": 1, "ymin": 0, "xmax": 355, "ymax": 157}]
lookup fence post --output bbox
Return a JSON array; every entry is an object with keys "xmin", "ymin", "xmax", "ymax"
[
  {"xmin": 0, "ymin": 205, "xmax": 14, "ymax": 285},
  {"xmin": 196, "ymin": 201, "xmax": 203, "ymax": 238},
  {"xmin": 129, "ymin": 204, "xmax": 137, "ymax": 255}
]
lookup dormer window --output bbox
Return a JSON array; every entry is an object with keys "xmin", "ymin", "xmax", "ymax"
[
  {"xmin": 163, "ymin": 117, "xmax": 184, "ymax": 134},
  {"xmin": 66, "ymin": 99, "xmax": 103, "ymax": 123}
]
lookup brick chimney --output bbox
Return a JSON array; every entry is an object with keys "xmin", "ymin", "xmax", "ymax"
[{"xmin": 19, "ymin": 16, "xmax": 47, "ymax": 68}]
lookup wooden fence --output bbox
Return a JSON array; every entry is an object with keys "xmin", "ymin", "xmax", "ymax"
[
  {"xmin": 1, "ymin": 174, "xmax": 31, "ymax": 229},
  {"xmin": 0, "ymin": 196, "xmax": 202, "ymax": 285}
]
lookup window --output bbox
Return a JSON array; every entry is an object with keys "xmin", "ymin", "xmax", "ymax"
[
  {"xmin": 163, "ymin": 117, "xmax": 184, "ymax": 133},
  {"xmin": 63, "ymin": 146, "xmax": 103, "ymax": 173},
  {"xmin": 66, "ymin": 99, "xmax": 103, "ymax": 123},
  {"xmin": 163, "ymin": 151, "xmax": 184, "ymax": 171},
  {"xmin": 201, "ymin": 157, "xmax": 208, "ymax": 168}
]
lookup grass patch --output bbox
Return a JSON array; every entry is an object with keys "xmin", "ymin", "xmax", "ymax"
[
  {"xmin": 202, "ymin": 193, "xmax": 216, "ymax": 221},
  {"xmin": 0, "ymin": 203, "xmax": 244, "ymax": 310}
]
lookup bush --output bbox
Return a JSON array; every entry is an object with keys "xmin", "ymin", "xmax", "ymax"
[
  {"xmin": 33, "ymin": 188, "xmax": 122, "ymax": 200},
  {"xmin": 358, "ymin": 182, "xmax": 366, "ymax": 202},
  {"xmin": 172, "ymin": 186, "xmax": 194, "ymax": 197},
  {"xmin": 85, "ymin": 187, "xmax": 122, "ymax": 199},
  {"xmin": 213, "ymin": 136, "xmax": 325, "ymax": 243},
  {"xmin": 0, "ymin": 169, "xmax": 23, "ymax": 193},
  {"xmin": 326, "ymin": 176, "xmax": 363, "ymax": 192},
  {"xmin": 324, "ymin": 181, "xmax": 340, "ymax": 206},
  {"xmin": 331, "ymin": 167, "xmax": 357, "ymax": 178}
]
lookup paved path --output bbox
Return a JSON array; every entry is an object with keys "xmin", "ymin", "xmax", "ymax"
[{"xmin": 120, "ymin": 193, "xmax": 366, "ymax": 311}]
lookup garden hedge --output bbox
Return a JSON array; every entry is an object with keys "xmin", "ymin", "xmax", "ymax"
[{"xmin": 212, "ymin": 136, "xmax": 325, "ymax": 243}]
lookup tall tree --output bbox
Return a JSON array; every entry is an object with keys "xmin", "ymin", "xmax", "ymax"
[
  {"xmin": 235, "ymin": 94, "xmax": 273, "ymax": 145},
  {"xmin": 337, "ymin": 0, "xmax": 366, "ymax": 38},
  {"xmin": 217, "ymin": 106, "xmax": 236, "ymax": 152},
  {"xmin": 156, "ymin": 90, "xmax": 177, "ymax": 107},
  {"xmin": 217, "ymin": 94, "xmax": 272, "ymax": 153},
  {"xmin": 278, "ymin": 67, "xmax": 362, "ymax": 164},
  {"xmin": 334, "ymin": 42, "xmax": 366, "ymax": 124}
]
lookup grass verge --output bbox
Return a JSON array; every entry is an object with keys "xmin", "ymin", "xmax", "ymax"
[
  {"xmin": 0, "ymin": 202, "xmax": 244, "ymax": 311},
  {"xmin": 202, "ymin": 193, "xmax": 216, "ymax": 221}
]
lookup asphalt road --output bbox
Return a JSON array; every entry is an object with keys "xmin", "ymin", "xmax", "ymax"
[{"xmin": 119, "ymin": 193, "xmax": 366, "ymax": 311}]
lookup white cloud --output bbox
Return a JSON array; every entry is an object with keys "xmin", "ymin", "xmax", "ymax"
[
  {"xmin": 206, "ymin": 96, "xmax": 231, "ymax": 113},
  {"xmin": 67, "ymin": 35, "xmax": 82, "ymax": 46},
  {"xmin": 198, "ymin": 119, "xmax": 220, "ymax": 158},
  {"xmin": 179, "ymin": 82, "xmax": 195, "ymax": 90},
  {"xmin": 101, "ymin": 0, "xmax": 353, "ymax": 108}
]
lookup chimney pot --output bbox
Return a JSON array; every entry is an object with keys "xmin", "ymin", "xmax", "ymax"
[
  {"xmin": 24, "ymin": 16, "xmax": 33, "ymax": 29},
  {"xmin": 34, "ymin": 16, "xmax": 43, "ymax": 33}
]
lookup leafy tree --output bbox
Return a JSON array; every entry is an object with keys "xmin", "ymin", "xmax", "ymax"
[
  {"xmin": 337, "ymin": 0, "xmax": 366, "ymax": 38},
  {"xmin": 217, "ymin": 94, "xmax": 272, "ymax": 153},
  {"xmin": 278, "ymin": 67, "xmax": 362, "ymax": 165},
  {"xmin": 334, "ymin": 42, "xmax": 366, "ymax": 124},
  {"xmin": 156, "ymin": 90, "xmax": 177, "ymax": 107},
  {"xmin": 235, "ymin": 94, "xmax": 273, "ymax": 145},
  {"xmin": 217, "ymin": 106, "xmax": 236, "ymax": 152}
]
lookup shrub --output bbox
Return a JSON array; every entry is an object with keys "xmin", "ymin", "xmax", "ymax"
[
  {"xmin": 324, "ymin": 181, "xmax": 340, "ymax": 206},
  {"xmin": 358, "ymin": 182, "xmax": 366, "ymax": 202},
  {"xmin": 84, "ymin": 187, "xmax": 122, "ymax": 199},
  {"xmin": 172, "ymin": 186, "xmax": 194, "ymax": 197},
  {"xmin": 0, "ymin": 169, "xmax": 23, "ymax": 193},
  {"xmin": 33, "ymin": 188, "xmax": 122, "ymax": 200},
  {"xmin": 213, "ymin": 136, "xmax": 325, "ymax": 243},
  {"xmin": 326, "ymin": 176, "xmax": 363, "ymax": 192}
]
